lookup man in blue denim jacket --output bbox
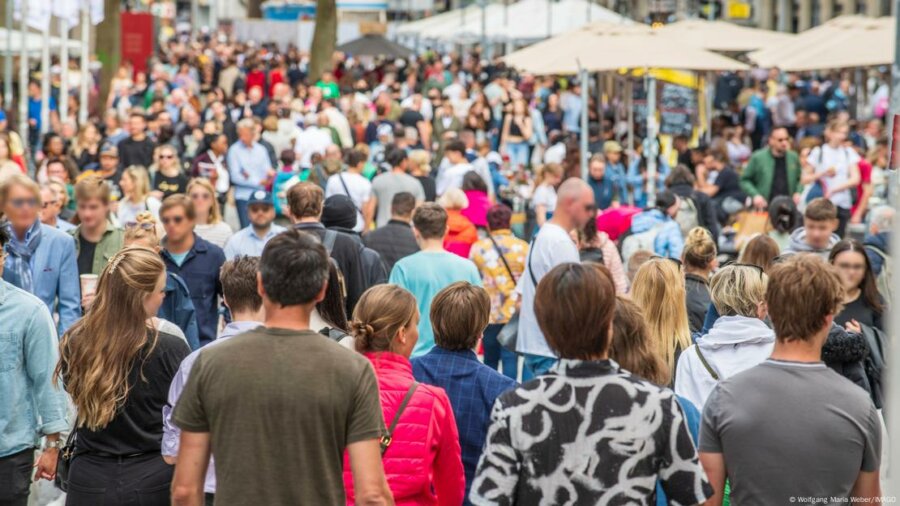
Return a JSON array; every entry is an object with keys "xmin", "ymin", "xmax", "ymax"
[{"xmin": 0, "ymin": 226, "xmax": 69, "ymax": 505}]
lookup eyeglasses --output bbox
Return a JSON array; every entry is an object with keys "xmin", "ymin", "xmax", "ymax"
[
  {"xmin": 651, "ymin": 255, "xmax": 683, "ymax": 268},
  {"xmin": 125, "ymin": 221, "xmax": 155, "ymax": 230},
  {"xmin": 42, "ymin": 200, "xmax": 58, "ymax": 209},
  {"xmin": 161, "ymin": 216, "xmax": 185, "ymax": 225},
  {"xmin": 8, "ymin": 198, "xmax": 38, "ymax": 209},
  {"xmin": 189, "ymin": 193, "xmax": 211, "ymax": 201},
  {"xmin": 159, "ymin": 154, "xmax": 176, "ymax": 160},
  {"xmin": 248, "ymin": 205, "xmax": 272, "ymax": 213}
]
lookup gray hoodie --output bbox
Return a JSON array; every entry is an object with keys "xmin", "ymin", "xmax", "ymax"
[{"xmin": 782, "ymin": 227, "xmax": 841, "ymax": 260}]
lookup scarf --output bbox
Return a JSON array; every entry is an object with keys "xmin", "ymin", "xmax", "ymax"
[{"xmin": 5, "ymin": 221, "xmax": 42, "ymax": 293}]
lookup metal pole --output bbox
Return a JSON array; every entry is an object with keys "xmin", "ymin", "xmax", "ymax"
[
  {"xmin": 708, "ymin": 0, "xmax": 715, "ymax": 20},
  {"xmin": 547, "ymin": 0, "xmax": 553, "ymax": 38},
  {"xmin": 480, "ymin": 0, "xmax": 487, "ymax": 58},
  {"xmin": 40, "ymin": 23, "xmax": 50, "ymax": 135},
  {"xmin": 59, "ymin": 17, "xmax": 69, "ymax": 123},
  {"xmin": 210, "ymin": 0, "xmax": 218, "ymax": 31},
  {"xmin": 706, "ymin": 71, "xmax": 714, "ymax": 143},
  {"xmin": 646, "ymin": 74, "xmax": 658, "ymax": 207},
  {"xmin": 597, "ymin": 72, "xmax": 604, "ymax": 142},
  {"xmin": 79, "ymin": 5, "xmax": 89, "ymax": 125},
  {"xmin": 627, "ymin": 78, "xmax": 634, "ymax": 169},
  {"xmin": 580, "ymin": 67, "xmax": 589, "ymax": 179},
  {"xmin": 192, "ymin": 0, "xmax": 201, "ymax": 37},
  {"xmin": 4, "ymin": 0, "xmax": 13, "ymax": 112},
  {"xmin": 18, "ymin": 2, "xmax": 29, "ymax": 156}
]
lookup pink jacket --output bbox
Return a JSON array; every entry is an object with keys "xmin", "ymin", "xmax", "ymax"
[
  {"xmin": 461, "ymin": 190, "xmax": 491, "ymax": 228},
  {"xmin": 343, "ymin": 352, "xmax": 465, "ymax": 506}
]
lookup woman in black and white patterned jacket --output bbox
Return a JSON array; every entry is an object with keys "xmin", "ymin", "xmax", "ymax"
[{"xmin": 469, "ymin": 263, "xmax": 713, "ymax": 506}]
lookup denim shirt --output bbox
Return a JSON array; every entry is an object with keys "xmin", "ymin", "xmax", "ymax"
[{"xmin": 0, "ymin": 280, "xmax": 69, "ymax": 457}]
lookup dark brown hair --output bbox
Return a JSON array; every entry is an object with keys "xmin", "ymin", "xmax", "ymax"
[
  {"xmin": 287, "ymin": 182, "xmax": 325, "ymax": 220},
  {"xmin": 804, "ymin": 197, "xmax": 838, "ymax": 222},
  {"xmin": 160, "ymin": 194, "xmax": 196, "ymax": 220},
  {"xmin": 609, "ymin": 296, "xmax": 669, "ymax": 385},
  {"xmin": 412, "ymin": 202, "xmax": 448, "ymax": 240},
  {"xmin": 220, "ymin": 256, "xmax": 262, "ymax": 314},
  {"xmin": 535, "ymin": 262, "xmax": 616, "ymax": 359},
  {"xmin": 829, "ymin": 239, "xmax": 884, "ymax": 314},
  {"xmin": 431, "ymin": 282, "xmax": 490, "ymax": 351},
  {"xmin": 767, "ymin": 254, "xmax": 844, "ymax": 342}
]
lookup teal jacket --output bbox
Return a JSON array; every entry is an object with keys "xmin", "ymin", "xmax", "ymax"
[{"xmin": 740, "ymin": 148, "xmax": 802, "ymax": 200}]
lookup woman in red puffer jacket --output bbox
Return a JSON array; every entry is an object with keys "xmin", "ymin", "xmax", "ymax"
[{"xmin": 343, "ymin": 285, "xmax": 465, "ymax": 506}]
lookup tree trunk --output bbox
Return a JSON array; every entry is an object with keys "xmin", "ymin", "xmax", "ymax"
[
  {"xmin": 247, "ymin": 0, "xmax": 264, "ymax": 18},
  {"xmin": 96, "ymin": 0, "xmax": 120, "ymax": 115},
  {"xmin": 308, "ymin": 0, "xmax": 337, "ymax": 84}
]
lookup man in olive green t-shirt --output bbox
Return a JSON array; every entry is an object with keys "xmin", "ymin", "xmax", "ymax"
[{"xmin": 171, "ymin": 229, "xmax": 392, "ymax": 506}]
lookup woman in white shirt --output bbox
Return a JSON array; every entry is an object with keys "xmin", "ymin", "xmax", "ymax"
[
  {"xmin": 324, "ymin": 149, "xmax": 374, "ymax": 232},
  {"xmin": 187, "ymin": 178, "xmax": 233, "ymax": 248},
  {"xmin": 674, "ymin": 264, "xmax": 774, "ymax": 410},
  {"xmin": 803, "ymin": 119, "xmax": 861, "ymax": 237},
  {"xmin": 532, "ymin": 163, "xmax": 563, "ymax": 228},
  {"xmin": 117, "ymin": 166, "xmax": 162, "ymax": 226}
]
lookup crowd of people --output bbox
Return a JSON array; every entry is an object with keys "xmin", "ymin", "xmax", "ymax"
[{"xmin": 0, "ymin": 29, "xmax": 894, "ymax": 506}]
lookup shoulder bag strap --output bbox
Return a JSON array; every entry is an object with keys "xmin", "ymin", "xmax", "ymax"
[
  {"xmin": 338, "ymin": 173, "xmax": 362, "ymax": 215},
  {"xmin": 380, "ymin": 381, "xmax": 419, "ymax": 455},
  {"xmin": 487, "ymin": 234, "xmax": 517, "ymax": 283},
  {"xmin": 525, "ymin": 234, "xmax": 538, "ymax": 287},
  {"xmin": 322, "ymin": 229, "xmax": 338, "ymax": 254},
  {"xmin": 694, "ymin": 346, "xmax": 720, "ymax": 381}
]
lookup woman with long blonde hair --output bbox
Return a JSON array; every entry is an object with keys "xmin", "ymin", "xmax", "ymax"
[
  {"xmin": 630, "ymin": 258, "xmax": 692, "ymax": 385},
  {"xmin": 56, "ymin": 246, "xmax": 190, "ymax": 506},
  {"xmin": 117, "ymin": 165, "xmax": 161, "ymax": 226},
  {"xmin": 151, "ymin": 144, "xmax": 189, "ymax": 200},
  {"xmin": 187, "ymin": 177, "xmax": 232, "ymax": 248}
]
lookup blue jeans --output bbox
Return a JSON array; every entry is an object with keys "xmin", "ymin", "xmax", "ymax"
[
  {"xmin": 523, "ymin": 354, "xmax": 557, "ymax": 380},
  {"xmin": 506, "ymin": 141, "xmax": 530, "ymax": 169},
  {"xmin": 235, "ymin": 199, "xmax": 250, "ymax": 229},
  {"xmin": 483, "ymin": 323, "xmax": 518, "ymax": 380}
]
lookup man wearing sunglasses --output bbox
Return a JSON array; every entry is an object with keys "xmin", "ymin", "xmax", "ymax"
[
  {"xmin": 160, "ymin": 195, "xmax": 226, "ymax": 347},
  {"xmin": 1, "ymin": 174, "xmax": 80, "ymax": 335}
]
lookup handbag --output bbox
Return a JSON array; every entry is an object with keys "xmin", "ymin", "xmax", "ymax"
[
  {"xmin": 494, "ymin": 235, "xmax": 537, "ymax": 353},
  {"xmin": 54, "ymin": 427, "xmax": 78, "ymax": 493}
]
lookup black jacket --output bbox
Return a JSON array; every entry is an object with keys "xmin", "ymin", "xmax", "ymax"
[
  {"xmin": 363, "ymin": 220, "xmax": 420, "ymax": 273},
  {"xmin": 822, "ymin": 323, "xmax": 872, "ymax": 399},
  {"xmin": 328, "ymin": 226, "xmax": 388, "ymax": 288},
  {"xmin": 685, "ymin": 273, "xmax": 711, "ymax": 334},
  {"xmin": 295, "ymin": 223, "xmax": 366, "ymax": 316},
  {"xmin": 669, "ymin": 183, "xmax": 721, "ymax": 243}
]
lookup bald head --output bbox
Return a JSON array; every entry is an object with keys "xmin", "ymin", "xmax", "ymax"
[{"xmin": 553, "ymin": 178, "xmax": 595, "ymax": 232}]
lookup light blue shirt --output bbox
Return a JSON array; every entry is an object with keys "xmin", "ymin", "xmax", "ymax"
[
  {"xmin": 168, "ymin": 250, "xmax": 189, "ymax": 267},
  {"xmin": 162, "ymin": 320, "xmax": 263, "ymax": 494},
  {"xmin": 388, "ymin": 251, "xmax": 482, "ymax": 357},
  {"xmin": 223, "ymin": 224, "xmax": 286, "ymax": 260},
  {"xmin": 0, "ymin": 280, "xmax": 69, "ymax": 457},
  {"xmin": 227, "ymin": 141, "xmax": 272, "ymax": 201}
]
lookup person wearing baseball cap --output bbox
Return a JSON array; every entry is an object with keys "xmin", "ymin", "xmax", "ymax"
[{"xmin": 223, "ymin": 189, "xmax": 286, "ymax": 259}]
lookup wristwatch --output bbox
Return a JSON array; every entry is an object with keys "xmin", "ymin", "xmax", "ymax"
[{"xmin": 42, "ymin": 439, "xmax": 64, "ymax": 451}]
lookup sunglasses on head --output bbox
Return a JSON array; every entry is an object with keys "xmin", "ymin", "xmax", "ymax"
[
  {"xmin": 721, "ymin": 261, "xmax": 765, "ymax": 278},
  {"xmin": 651, "ymin": 255, "xmax": 683, "ymax": 268},
  {"xmin": 125, "ymin": 221, "xmax": 155, "ymax": 230}
]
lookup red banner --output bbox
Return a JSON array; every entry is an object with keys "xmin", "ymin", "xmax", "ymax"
[{"xmin": 120, "ymin": 12, "xmax": 154, "ymax": 76}]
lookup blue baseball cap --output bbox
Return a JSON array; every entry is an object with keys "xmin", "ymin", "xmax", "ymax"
[{"xmin": 248, "ymin": 189, "xmax": 273, "ymax": 206}]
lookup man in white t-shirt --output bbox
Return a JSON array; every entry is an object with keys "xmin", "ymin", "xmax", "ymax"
[
  {"xmin": 804, "ymin": 120, "xmax": 860, "ymax": 237},
  {"xmin": 516, "ymin": 178, "xmax": 597, "ymax": 377},
  {"xmin": 325, "ymin": 149, "xmax": 374, "ymax": 232},
  {"xmin": 294, "ymin": 113, "xmax": 334, "ymax": 169},
  {"xmin": 435, "ymin": 140, "xmax": 474, "ymax": 196}
]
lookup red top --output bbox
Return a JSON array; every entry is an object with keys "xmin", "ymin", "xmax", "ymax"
[{"xmin": 343, "ymin": 352, "xmax": 464, "ymax": 506}]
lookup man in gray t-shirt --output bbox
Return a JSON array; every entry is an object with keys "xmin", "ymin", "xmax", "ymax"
[
  {"xmin": 698, "ymin": 254, "xmax": 882, "ymax": 505},
  {"xmin": 371, "ymin": 149, "xmax": 425, "ymax": 228}
]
